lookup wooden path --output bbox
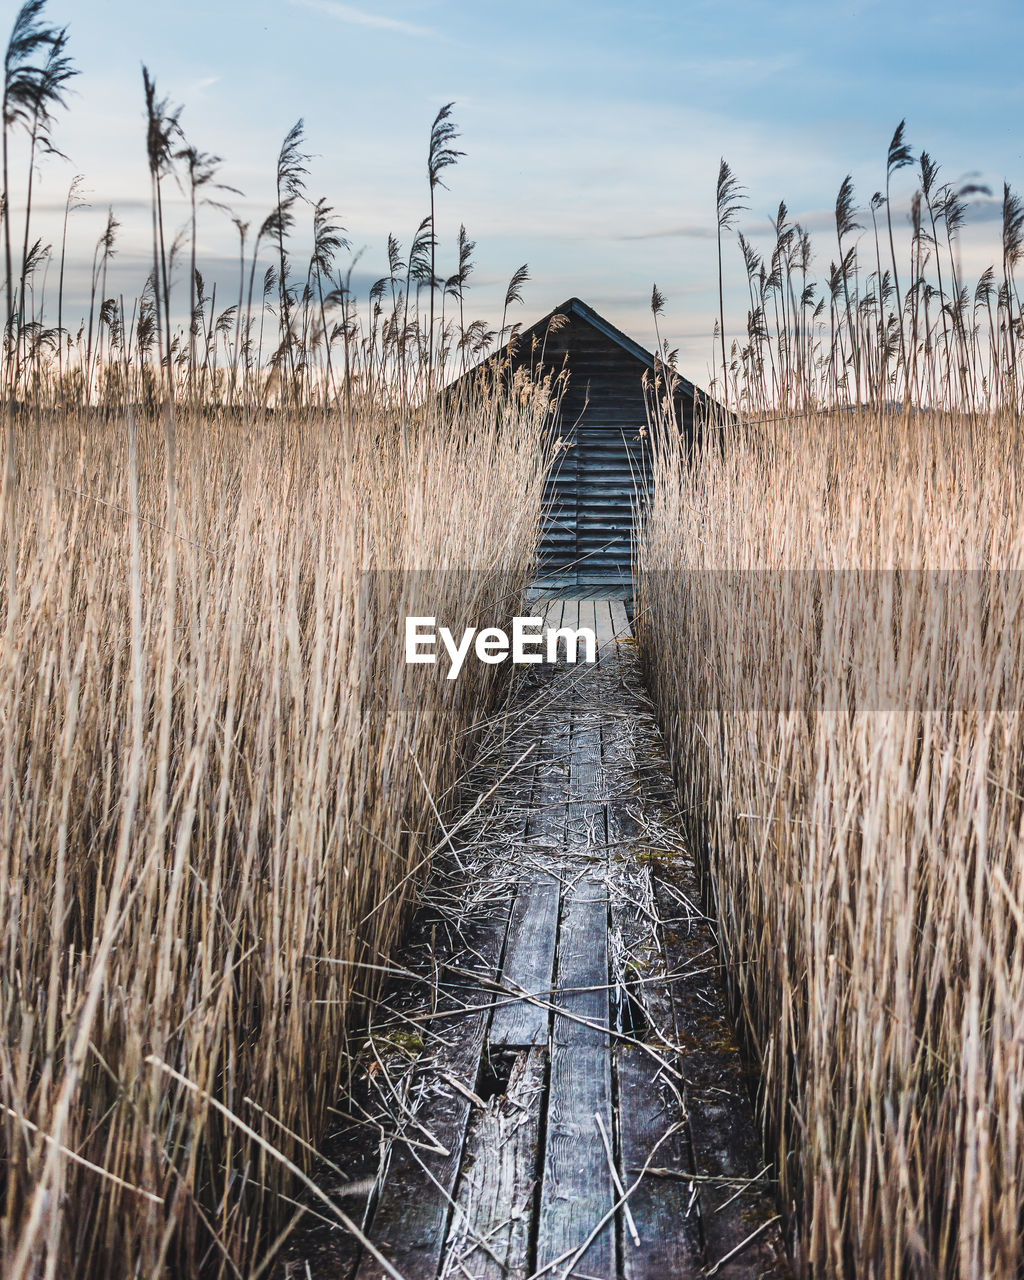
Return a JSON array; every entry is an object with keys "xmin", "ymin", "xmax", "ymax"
[{"xmin": 285, "ymin": 600, "xmax": 789, "ymax": 1280}]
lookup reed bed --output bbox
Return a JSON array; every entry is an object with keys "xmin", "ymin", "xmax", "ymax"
[
  {"xmin": 640, "ymin": 122, "xmax": 1024, "ymax": 1279},
  {"xmin": 0, "ymin": 394, "xmax": 549, "ymax": 1280},
  {"xmin": 0, "ymin": 5, "xmax": 555, "ymax": 1273}
]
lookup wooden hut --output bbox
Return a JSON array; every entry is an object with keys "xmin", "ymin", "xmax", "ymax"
[{"xmin": 450, "ymin": 297, "xmax": 716, "ymax": 590}]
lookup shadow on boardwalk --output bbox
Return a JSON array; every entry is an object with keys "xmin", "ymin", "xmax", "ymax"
[{"xmin": 280, "ymin": 600, "xmax": 790, "ymax": 1280}]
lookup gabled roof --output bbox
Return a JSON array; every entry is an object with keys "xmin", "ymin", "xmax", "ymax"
[{"xmin": 449, "ymin": 296, "xmax": 707, "ymax": 405}]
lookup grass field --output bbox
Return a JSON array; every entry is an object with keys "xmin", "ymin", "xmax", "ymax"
[
  {"xmin": 639, "ymin": 132, "xmax": 1024, "ymax": 1279},
  {"xmin": 0, "ymin": 401, "xmax": 549, "ymax": 1279},
  {"xmin": 0, "ymin": 8, "xmax": 555, "ymax": 1274}
]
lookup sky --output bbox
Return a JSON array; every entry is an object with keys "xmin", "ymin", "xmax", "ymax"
[{"xmin": 5, "ymin": 0, "xmax": 1024, "ymax": 385}]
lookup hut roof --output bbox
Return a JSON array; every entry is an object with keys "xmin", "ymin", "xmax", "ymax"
[{"xmin": 448, "ymin": 296, "xmax": 715, "ymax": 413}]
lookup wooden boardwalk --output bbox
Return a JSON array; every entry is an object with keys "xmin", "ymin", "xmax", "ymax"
[{"xmin": 286, "ymin": 600, "xmax": 788, "ymax": 1280}]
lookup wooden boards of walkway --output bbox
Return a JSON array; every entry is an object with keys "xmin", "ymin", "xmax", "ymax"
[{"xmin": 296, "ymin": 599, "xmax": 789, "ymax": 1280}]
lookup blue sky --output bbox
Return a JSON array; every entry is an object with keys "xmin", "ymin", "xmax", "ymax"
[{"xmin": 7, "ymin": 0, "xmax": 1024, "ymax": 383}]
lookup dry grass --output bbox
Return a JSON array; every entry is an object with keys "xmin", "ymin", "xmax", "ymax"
[
  {"xmin": 0, "ymin": 392, "xmax": 549, "ymax": 1279},
  {"xmin": 640, "ymin": 123, "xmax": 1024, "ymax": 1276},
  {"xmin": 0, "ymin": 19, "xmax": 555, "ymax": 1274},
  {"xmin": 639, "ymin": 405, "xmax": 1024, "ymax": 1277}
]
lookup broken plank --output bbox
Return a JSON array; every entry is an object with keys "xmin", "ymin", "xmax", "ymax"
[
  {"xmin": 439, "ymin": 1047, "xmax": 545, "ymax": 1280},
  {"xmin": 353, "ymin": 1005, "xmax": 491, "ymax": 1277},
  {"xmin": 353, "ymin": 821, "xmax": 530, "ymax": 1277}
]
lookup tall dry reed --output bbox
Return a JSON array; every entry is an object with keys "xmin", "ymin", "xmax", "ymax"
[
  {"xmin": 640, "ymin": 122, "xmax": 1024, "ymax": 1275},
  {"xmin": 0, "ymin": 391, "xmax": 550, "ymax": 1279},
  {"xmin": 639, "ymin": 408, "xmax": 1024, "ymax": 1278}
]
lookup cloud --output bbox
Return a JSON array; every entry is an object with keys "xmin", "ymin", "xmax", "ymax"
[
  {"xmin": 288, "ymin": 0, "xmax": 432, "ymax": 38},
  {"xmin": 617, "ymin": 224, "xmax": 717, "ymax": 241},
  {"xmin": 31, "ymin": 197, "xmax": 153, "ymax": 216},
  {"xmin": 961, "ymin": 195, "xmax": 1003, "ymax": 224}
]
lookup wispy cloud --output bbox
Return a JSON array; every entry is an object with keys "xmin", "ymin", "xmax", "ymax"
[
  {"xmin": 617, "ymin": 223, "xmax": 716, "ymax": 241},
  {"xmin": 31, "ymin": 197, "xmax": 153, "ymax": 216},
  {"xmin": 288, "ymin": 0, "xmax": 432, "ymax": 38},
  {"xmin": 961, "ymin": 195, "xmax": 1003, "ymax": 224}
]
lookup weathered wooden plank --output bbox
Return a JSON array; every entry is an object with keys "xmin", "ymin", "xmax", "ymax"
[
  {"xmin": 616, "ymin": 1045, "xmax": 703, "ymax": 1280},
  {"xmin": 533, "ymin": 573, "xmax": 577, "ymax": 591},
  {"xmin": 534, "ymin": 601, "xmax": 617, "ymax": 1279},
  {"xmin": 621, "ymin": 718, "xmax": 786, "ymax": 1273},
  {"xmin": 685, "ymin": 1066, "xmax": 786, "ymax": 1278},
  {"xmin": 567, "ymin": 770, "xmax": 602, "ymax": 849},
  {"xmin": 609, "ymin": 598, "xmax": 630, "ymax": 640},
  {"xmin": 575, "ymin": 547, "xmax": 634, "ymax": 561},
  {"xmin": 576, "ymin": 465, "xmax": 646, "ymax": 483},
  {"xmin": 576, "ymin": 518, "xmax": 639, "ymax": 537},
  {"xmin": 576, "ymin": 513, "xmax": 637, "ymax": 533},
  {"xmin": 488, "ymin": 876, "xmax": 559, "ymax": 1047},
  {"xmin": 490, "ymin": 654, "xmax": 569, "ymax": 1048},
  {"xmin": 601, "ymin": 673, "xmax": 706, "ymax": 1276},
  {"xmin": 575, "ymin": 597, "xmax": 596, "ymax": 640},
  {"xmin": 543, "ymin": 596, "xmax": 565, "ymax": 632},
  {"xmin": 575, "ymin": 539, "xmax": 634, "ymax": 558},
  {"xmin": 560, "ymin": 596, "xmax": 579, "ymax": 637},
  {"xmin": 535, "ymin": 589, "xmax": 631, "ymax": 603},
  {"xmin": 602, "ymin": 703, "xmax": 681, "ymax": 1056},
  {"xmin": 568, "ymin": 710, "xmax": 603, "ymax": 853},
  {"xmin": 439, "ymin": 1047, "xmax": 546, "ymax": 1280},
  {"xmin": 658, "ymin": 925, "xmax": 787, "ymax": 1279},
  {"xmin": 576, "ymin": 559, "xmax": 632, "ymax": 573},
  {"xmin": 353, "ymin": 927, "xmax": 508, "ymax": 1280},
  {"xmin": 552, "ymin": 874, "xmax": 608, "ymax": 1048},
  {"xmin": 530, "ymin": 722, "xmax": 571, "ymax": 802},
  {"xmin": 537, "ymin": 1044, "xmax": 617, "ymax": 1279},
  {"xmin": 592, "ymin": 598, "xmax": 615, "ymax": 654},
  {"xmin": 579, "ymin": 570, "xmax": 634, "ymax": 585},
  {"xmin": 578, "ymin": 571, "xmax": 632, "ymax": 591}
]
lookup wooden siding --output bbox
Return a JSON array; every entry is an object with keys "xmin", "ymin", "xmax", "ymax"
[
  {"xmin": 521, "ymin": 310, "xmax": 691, "ymax": 589},
  {"xmin": 449, "ymin": 297, "xmax": 707, "ymax": 590}
]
